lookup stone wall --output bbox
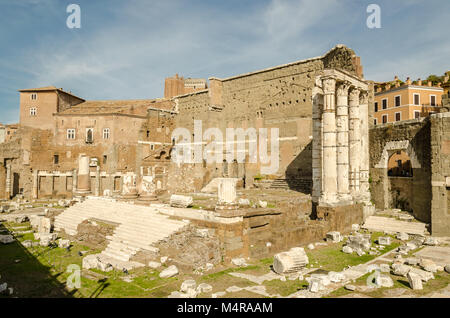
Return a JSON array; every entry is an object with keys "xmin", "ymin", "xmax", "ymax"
[
  {"xmin": 170, "ymin": 45, "xmax": 363, "ymax": 192},
  {"xmin": 369, "ymin": 119, "xmax": 432, "ymax": 222},
  {"xmin": 430, "ymin": 113, "xmax": 450, "ymax": 236}
]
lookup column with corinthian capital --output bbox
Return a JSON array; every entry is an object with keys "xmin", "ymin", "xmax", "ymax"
[
  {"xmin": 359, "ymin": 91, "xmax": 371, "ymax": 202},
  {"xmin": 336, "ymin": 82, "xmax": 352, "ymax": 203},
  {"xmin": 349, "ymin": 88, "xmax": 361, "ymax": 198},
  {"xmin": 320, "ymin": 77, "xmax": 338, "ymax": 205}
]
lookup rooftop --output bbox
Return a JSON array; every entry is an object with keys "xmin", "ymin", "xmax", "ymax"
[{"xmin": 18, "ymin": 86, "xmax": 85, "ymax": 101}]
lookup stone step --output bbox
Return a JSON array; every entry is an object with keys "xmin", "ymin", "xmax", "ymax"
[{"xmin": 113, "ymin": 228, "xmax": 174, "ymax": 242}]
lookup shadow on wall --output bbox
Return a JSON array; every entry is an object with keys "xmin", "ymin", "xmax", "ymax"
[
  {"xmin": 285, "ymin": 141, "xmax": 313, "ymax": 194},
  {"xmin": 0, "ymin": 223, "xmax": 74, "ymax": 298}
]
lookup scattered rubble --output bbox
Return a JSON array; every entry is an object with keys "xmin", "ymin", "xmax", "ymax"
[
  {"xmin": 58, "ymin": 239, "xmax": 70, "ymax": 249},
  {"xmin": 396, "ymin": 232, "xmax": 409, "ymax": 241},
  {"xmin": 148, "ymin": 261, "xmax": 161, "ymax": 269}
]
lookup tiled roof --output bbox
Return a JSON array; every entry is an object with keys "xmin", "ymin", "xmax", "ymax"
[
  {"xmin": 19, "ymin": 86, "xmax": 85, "ymax": 101},
  {"xmin": 57, "ymin": 99, "xmax": 167, "ymax": 116}
]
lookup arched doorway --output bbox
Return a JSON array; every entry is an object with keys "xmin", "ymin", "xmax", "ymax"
[{"xmin": 387, "ymin": 151, "xmax": 413, "ymax": 212}]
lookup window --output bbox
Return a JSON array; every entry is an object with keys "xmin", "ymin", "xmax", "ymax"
[
  {"xmin": 414, "ymin": 111, "xmax": 420, "ymax": 119},
  {"xmin": 30, "ymin": 107, "xmax": 37, "ymax": 116},
  {"xmin": 382, "ymin": 114, "xmax": 388, "ymax": 124},
  {"xmin": 382, "ymin": 99, "xmax": 388, "ymax": 109},
  {"xmin": 395, "ymin": 96, "xmax": 401, "ymax": 107},
  {"xmin": 395, "ymin": 112, "xmax": 401, "ymax": 122},
  {"xmin": 374, "ymin": 102, "xmax": 378, "ymax": 112},
  {"xmin": 103, "ymin": 155, "xmax": 107, "ymax": 164},
  {"xmin": 374, "ymin": 118, "xmax": 377, "ymax": 125},
  {"xmin": 86, "ymin": 128, "xmax": 94, "ymax": 143},
  {"xmin": 67, "ymin": 129, "xmax": 76, "ymax": 140},
  {"xmin": 31, "ymin": 93, "xmax": 37, "ymax": 100},
  {"xmin": 150, "ymin": 144, "xmax": 155, "ymax": 150},
  {"xmin": 54, "ymin": 154, "xmax": 59, "ymax": 165},
  {"xmin": 146, "ymin": 130, "xmax": 150, "ymax": 138},
  {"xmin": 430, "ymin": 95, "xmax": 436, "ymax": 106},
  {"xmin": 413, "ymin": 94, "xmax": 420, "ymax": 106},
  {"xmin": 103, "ymin": 128, "xmax": 110, "ymax": 140}
]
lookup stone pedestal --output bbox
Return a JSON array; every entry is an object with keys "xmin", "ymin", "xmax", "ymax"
[
  {"xmin": 121, "ymin": 173, "xmax": 138, "ymax": 199},
  {"xmin": 215, "ymin": 178, "xmax": 239, "ymax": 210},
  {"xmin": 138, "ymin": 176, "xmax": 158, "ymax": 204},
  {"xmin": 76, "ymin": 155, "xmax": 91, "ymax": 195}
]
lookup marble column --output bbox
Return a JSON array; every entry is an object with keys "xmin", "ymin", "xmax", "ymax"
[
  {"xmin": 76, "ymin": 155, "xmax": 91, "ymax": 194},
  {"xmin": 216, "ymin": 178, "xmax": 238, "ymax": 210},
  {"xmin": 32, "ymin": 170, "xmax": 38, "ymax": 199},
  {"xmin": 138, "ymin": 175, "xmax": 158, "ymax": 203},
  {"xmin": 95, "ymin": 166, "xmax": 101, "ymax": 196},
  {"xmin": 72, "ymin": 169, "xmax": 77, "ymax": 194},
  {"xmin": 311, "ymin": 92, "xmax": 323, "ymax": 204},
  {"xmin": 320, "ymin": 77, "xmax": 338, "ymax": 205},
  {"xmin": 349, "ymin": 88, "xmax": 361, "ymax": 198},
  {"xmin": 336, "ymin": 82, "xmax": 352, "ymax": 202},
  {"xmin": 359, "ymin": 92, "xmax": 371, "ymax": 203},
  {"xmin": 5, "ymin": 163, "xmax": 11, "ymax": 199}
]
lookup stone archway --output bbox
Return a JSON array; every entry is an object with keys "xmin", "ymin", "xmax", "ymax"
[{"xmin": 373, "ymin": 139, "xmax": 427, "ymax": 218}]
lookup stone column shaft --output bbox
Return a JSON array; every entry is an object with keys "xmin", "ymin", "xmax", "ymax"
[
  {"xmin": 359, "ymin": 92, "xmax": 371, "ymax": 203},
  {"xmin": 76, "ymin": 155, "xmax": 91, "ymax": 194},
  {"xmin": 336, "ymin": 82, "xmax": 351, "ymax": 202},
  {"xmin": 349, "ymin": 89, "xmax": 361, "ymax": 198},
  {"xmin": 32, "ymin": 170, "xmax": 38, "ymax": 199},
  {"xmin": 312, "ymin": 92, "xmax": 323, "ymax": 204},
  {"xmin": 5, "ymin": 163, "xmax": 11, "ymax": 199},
  {"xmin": 95, "ymin": 166, "xmax": 101, "ymax": 196},
  {"xmin": 320, "ymin": 78, "xmax": 338, "ymax": 204}
]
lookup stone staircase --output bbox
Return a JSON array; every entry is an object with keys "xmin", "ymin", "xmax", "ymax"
[
  {"xmin": 54, "ymin": 197, "xmax": 189, "ymax": 264},
  {"xmin": 269, "ymin": 178, "xmax": 312, "ymax": 193}
]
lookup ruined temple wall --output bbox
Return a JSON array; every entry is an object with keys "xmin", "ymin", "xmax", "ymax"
[
  {"xmin": 170, "ymin": 46, "xmax": 362, "ymax": 193},
  {"xmin": 369, "ymin": 119, "xmax": 432, "ymax": 222},
  {"xmin": 430, "ymin": 113, "xmax": 450, "ymax": 236}
]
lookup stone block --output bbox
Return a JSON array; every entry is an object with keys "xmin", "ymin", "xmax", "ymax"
[
  {"xmin": 396, "ymin": 232, "xmax": 409, "ymax": 241},
  {"xmin": 407, "ymin": 272, "xmax": 423, "ymax": 290},
  {"xmin": 170, "ymin": 195, "xmax": 193, "ymax": 208},
  {"xmin": 148, "ymin": 261, "xmax": 161, "ymax": 269},
  {"xmin": 326, "ymin": 231, "xmax": 342, "ymax": 243},
  {"xmin": 58, "ymin": 239, "xmax": 70, "ymax": 249},
  {"xmin": 160, "ymin": 265, "xmax": 179, "ymax": 278},
  {"xmin": 273, "ymin": 247, "xmax": 309, "ymax": 274},
  {"xmin": 0, "ymin": 235, "xmax": 15, "ymax": 244},
  {"xmin": 377, "ymin": 236, "xmax": 391, "ymax": 246},
  {"xmin": 180, "ymin": 280, "xmax": 197, "ymax": 293}
]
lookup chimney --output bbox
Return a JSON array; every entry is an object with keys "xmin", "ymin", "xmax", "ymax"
[
  {"xmin": 395, "ymin": 81, "xmax": 400, "ymax": 88},
  {"xmin": 376, "ymin": 86, "xmax": 382, "ymax": 93},
  {"xmin": 385, "ymin": 83, "xmax": 391, "ymax": 90},
  {"xmin": 428, "ymin": 81, "xmax": 432, "ymax": 87},
  {"xmin": 394, "ymin": 75, "xmax": 399, "ymax": 81},
  {"xmin": 418, "ymin": 78, "xmax": 422, "ymax": 86},
  {"xmin": 406, "ymin": 77, "xmax": 412, "ymax": 85}
]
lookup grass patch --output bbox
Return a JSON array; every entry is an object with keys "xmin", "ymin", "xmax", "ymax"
[{"xmin": 264, "ymin": 279, "xmax": 308, "ymax": 297}]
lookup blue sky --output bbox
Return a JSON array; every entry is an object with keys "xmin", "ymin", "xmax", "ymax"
[{"xmin": 0, "ymin": 0, "xmax": 449, "ymax": 124}]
